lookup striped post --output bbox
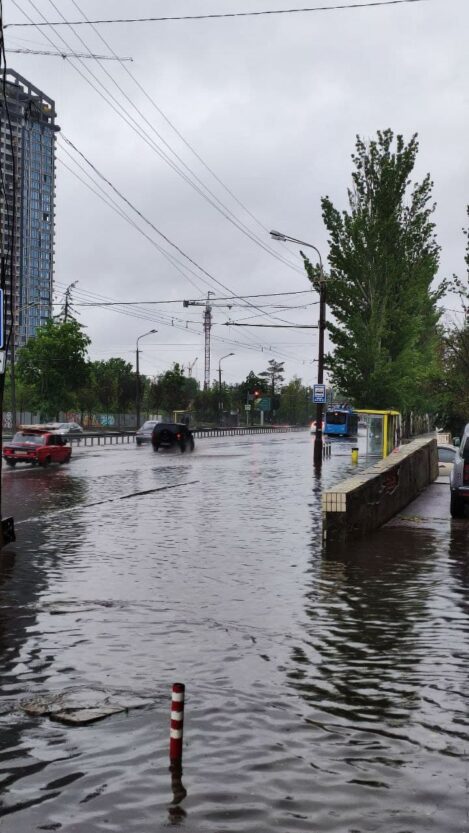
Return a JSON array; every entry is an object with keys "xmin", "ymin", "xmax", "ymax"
[{"xmin": 169, "ymin": 682, "xmax": 185, "ymax": 762}]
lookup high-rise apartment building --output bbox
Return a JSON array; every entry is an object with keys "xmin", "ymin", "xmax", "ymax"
[{"xmin": 0, "ymin": 69, "xmax": 59, "ymax": 349}]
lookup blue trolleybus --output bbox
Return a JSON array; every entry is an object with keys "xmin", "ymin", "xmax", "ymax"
[{"xmin": 324, "ymin": 406, "xmax": 359, "ymax": 438}]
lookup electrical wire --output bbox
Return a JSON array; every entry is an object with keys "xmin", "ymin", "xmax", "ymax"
[
  {"xmin": 5, "ymin": 1, "xmax": 434, "ymax": 28},
  {"xmin": 53, "ymin": 281, "xmax": 314, "ymax": 363},
  {"xmin": 68, "ymin": 0, "xmax": 300, "ymax": 267},
  {"xmin": 11, "ymin": 0, "xmax": 313, "ymax": 348},
  {"xmin": 51, "ymin": 288, "xmax": 315, "ymax": 306},
  {"xmin": 18, "ymin": 0, "xmax": 304, "ymax": 279},
  {"xmin": 58, "ymin": 134, "xmax": 308, "ymax": 328},
  {"xmin": 56, "ymin": 153, "xmax": 207, "ymax": 295}
]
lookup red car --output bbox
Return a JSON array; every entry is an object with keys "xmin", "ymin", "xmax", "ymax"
[{"xmin": 3, "ymin": 428, "xmax": 72, "ymax": 468}]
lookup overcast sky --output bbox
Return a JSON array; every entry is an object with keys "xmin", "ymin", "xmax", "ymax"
[{"xmin": 5, "ymin": 0, "xmax": 469, "ymax": 386}]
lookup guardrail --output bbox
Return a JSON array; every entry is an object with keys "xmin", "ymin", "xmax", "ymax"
[
  {"xmin": 67, "ymin": 426, "xmax": 308, "ymax": 446},
  {"xmin": 68, "ymin": 432, "xmax": 135, "ymax": 446},
  {"xmin": 192, "ymin": 426, "xmax": 307, "ymax": 438}
]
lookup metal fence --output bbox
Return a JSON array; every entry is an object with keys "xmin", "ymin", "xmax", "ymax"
[{"xmin": 67, "ymin": 425, "xmax": 308, "ymax": 447}]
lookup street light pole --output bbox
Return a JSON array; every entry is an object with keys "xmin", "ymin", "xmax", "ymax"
[
  {"xmin": 270, "ymin": 230, "xmax": 326, "ymax": 467},
  {"xmin": 218, "ymin": 352, "xmax": 234, "ymax": 425},
  {"xmin": 136, "ymin": 329, "xmax": 157, "ymax": 429}
]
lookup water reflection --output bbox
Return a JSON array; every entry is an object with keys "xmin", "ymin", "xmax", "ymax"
[
  {"xmin": 168, "ymin": 761, "xmax": 187, "ymax": 825},
  {"xmin": 447, "ymin": 521, "xmax": 469, "ymax": 606},
  {"xmin": 289, "ymin": 525, "xmax": 439, "ymax": 729}
]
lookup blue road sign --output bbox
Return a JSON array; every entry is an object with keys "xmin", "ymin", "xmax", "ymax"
[
  {"xmin": 312, "ymin": 384, "xmax": 327, "ymax": 404},
  {"xmin": 0, "ymin": 288, "xmax": 3, "ymax": 349}
]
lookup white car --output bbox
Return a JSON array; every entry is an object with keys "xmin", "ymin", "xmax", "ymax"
[
  {"xmin": 48, "ymin": 422, "xmax": 84, "ymax": 435},
  {"xmin": 135, "ymin": 420, "xmax": 161, "ymax": 445},
  {"xmin": 437, "ymin": 444, "xmax": 458, "ymax": 477},
  {"xmin": 450, "ymin": 425, "xmax": 469, "ymax": 518}
]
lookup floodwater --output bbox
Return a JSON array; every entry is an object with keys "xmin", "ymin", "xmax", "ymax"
[{"xmin": 1, "ymin": 432, "xmax": 468, "ymax": 832}]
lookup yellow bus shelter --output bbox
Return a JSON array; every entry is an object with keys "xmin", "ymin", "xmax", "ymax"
[{"xmin": 357, "ymin": 409, "xmax": 401, "ymax": 458}]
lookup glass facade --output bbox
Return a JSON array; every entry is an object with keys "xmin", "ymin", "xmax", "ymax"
[
  {"xmin": 20, "ymin": 121, "xmax": 55, "ymax": 343},
  {"xmin": 0, "ymin": 69, "xmax": 59, "ymax": 349}
]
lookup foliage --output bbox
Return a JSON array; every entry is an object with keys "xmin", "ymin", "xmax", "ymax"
[
  {"xmin": 16, "ymin": 319, "xmax": 90, "ymax": 419},
  {"xmin": 234, "ymin": 371, "xmax": 268, "ymax": 406},
  {"xmin": 259, "ymin": 360, "xmax": 285, "ymax": 398},
  {"xmin": 307, "ymin": 129, "xmax": 444, "ymax": 413},
  {"xmin": 147, "ymin": 363, "xmax": 197, "ymax": 415},
  {"xmin": 88, "ymin": 358, "xmax": 137, "ymax": 414},
  {"xmin": 437, "ymin": 207, "xmax": 469, "ymax": 433},
  {"xmin": 276, "ymin": 377, "xmax": 311, "ymax": 425}
]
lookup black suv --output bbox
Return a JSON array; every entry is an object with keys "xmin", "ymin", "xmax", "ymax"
[{"xmin": 151, "ymin": 423, "xmax": 195, "ymax": 453}]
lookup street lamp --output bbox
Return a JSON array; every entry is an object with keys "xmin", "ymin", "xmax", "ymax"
[
  {"xmin": 218, "ymin": 353, "xmax": 234, "ymax": 424},
  {"xmin": 270, "ymin": 230, "xmax": 326, "ymax": 467},
  {"xmin": 136, "ymin": 329, "xmax": 157, "ymax": 429}
]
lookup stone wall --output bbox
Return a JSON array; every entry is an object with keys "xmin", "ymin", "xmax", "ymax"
[{"xmin": 322, "ymin": 437, "xmax": 438, "ymax": 545}]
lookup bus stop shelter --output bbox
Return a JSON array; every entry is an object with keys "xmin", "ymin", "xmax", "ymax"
[{"xmin": 357, "ymin": 409, "xmax": 401, "ymax": 458}]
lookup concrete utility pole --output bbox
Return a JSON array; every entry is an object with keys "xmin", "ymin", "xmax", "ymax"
[
  {"xmin": 135, "ymin": 329, "xmax": 157, "ymax": 428},
  {"xmin": 270, "ymin": 230, "xmax": 326, "ymax": 467}
]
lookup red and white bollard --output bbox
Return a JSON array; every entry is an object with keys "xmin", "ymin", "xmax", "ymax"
[{"xmin": 169, "ymin": 682, "xmax": 185, "ymax": 762}]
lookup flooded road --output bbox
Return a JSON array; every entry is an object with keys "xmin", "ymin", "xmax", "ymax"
[{"xmin": 1, "ymin": 432, "xmax": 469, "ymax": 832}]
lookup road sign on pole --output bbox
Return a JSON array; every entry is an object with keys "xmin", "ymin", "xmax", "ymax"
[
  {"xmin": 256, "ymin": 397, "xmax": 271, "ymax": 412},
  {"xmin": 312, "ymin": 384, "xmax": 327, "ymax": 404},
  {"xmin": 244, "ymin": 404, "xmax": 251, "ymax": 411}
]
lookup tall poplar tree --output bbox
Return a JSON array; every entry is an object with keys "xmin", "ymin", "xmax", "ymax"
[{"xmin": 308, "ymin": 130, "xmax": 445, "ymax": 412}]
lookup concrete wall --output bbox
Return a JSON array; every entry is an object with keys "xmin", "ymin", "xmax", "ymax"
[{"xmin": 322, "ymin": 437, "xmax": 438, "ymax": 545}]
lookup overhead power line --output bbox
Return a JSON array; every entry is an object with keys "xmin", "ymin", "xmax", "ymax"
[
  {"xmin": 5, "ymin": 1, "xmax": 434, "ymax": 28},
  {"xmin": 68, "ymin": 0, "xmax": 299, "ymax": 269},
  {"xmin": 58, "ymin": 134, "xmax": 306, "ymax": 329},
  {"xmin": 5, "ymin": 46, "xmax": 133, "ymax": 59},
  {"xmin": 225, "ymin": 322, "xmax": 318, "ymax": 328},
  {"xmin": 50, "ymin": 290, "xmax": 315, "ymax": 307},
  {"xmin": 11, "ymin": 0, "xmax": 303, "ymax": 278}
]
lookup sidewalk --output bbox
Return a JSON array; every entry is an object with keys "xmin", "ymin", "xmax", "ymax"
[{"xmin": 386, "ymin": 476, "xmax": 451, "ymax": 531}]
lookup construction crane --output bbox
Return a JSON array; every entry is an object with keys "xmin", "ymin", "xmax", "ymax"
[
  {"xmin": 183, "ymin": 293, "xmax": 214, "ymax": 390},
  {"xmin": 183, "ymin": 294, "xmax": 235, "ymax": 390},
  {"xmin": 6, "ymin": 48, "xmax": 133, "ymax": 61},
  {"xmin": 187, "ymin": 357, "xmax": 198, "ymax": 378}
]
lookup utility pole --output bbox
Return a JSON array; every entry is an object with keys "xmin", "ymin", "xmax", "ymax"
[
  {"xmin": 316, "ymin": 279, "xmax": 327, "ymax": 466},
  {"xmin": 203, "ymin": 299, "xmax": 212, "ymax": 390},
  {"xmin": 135, "ymin": 329, "xmax": 157, "ymax": 428},
  {"xmin": 218, "ymin": 353, "xmax": 234, "ymax": 425}
]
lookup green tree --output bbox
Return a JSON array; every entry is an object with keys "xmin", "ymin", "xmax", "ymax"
[
  {"xmin": 16, "ymin": 319, "xmax": 90, "ymax": 419},
  {"xmin": 192, "ymin": 387, "xmax": 219, "ymax": 424},
  {"xmin": 234, "ymin": 371, "xmax": 267, "ymax": 409},
  {"xmin": 89, "ymin": 358, "xmax": 138, "ymax": 419},
  {"xmin": 277, "ymin": 377, "xmax": 311, "ymax": 425},
  {"xmin": 148, "ymin": 363, "xmax": 195, "ymax": 415},
  {"xmin": 259, "ymin": 359, "xmax": 285, "ymax": 399},
  {"xmin": 437, "ymin": 207, "xmax": 469, "ymax": 433},
  {"xmin": 309, "ymin": 130, "xmax": 444, "ymax": 413}
]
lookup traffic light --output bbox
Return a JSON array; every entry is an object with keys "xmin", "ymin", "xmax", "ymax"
[{"xmin": 253, "ymin": 389, "xmax": 261, "ymax": 399}]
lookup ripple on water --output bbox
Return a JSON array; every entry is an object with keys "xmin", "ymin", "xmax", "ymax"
[{"xmin": 1, "ymin": 435, "xmax": 469, "ymax": 831}]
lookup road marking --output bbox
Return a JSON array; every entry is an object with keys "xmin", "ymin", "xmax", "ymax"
[{"xmin": 14, "ymin": 480, "xmax": 200, "ymax": 526}]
